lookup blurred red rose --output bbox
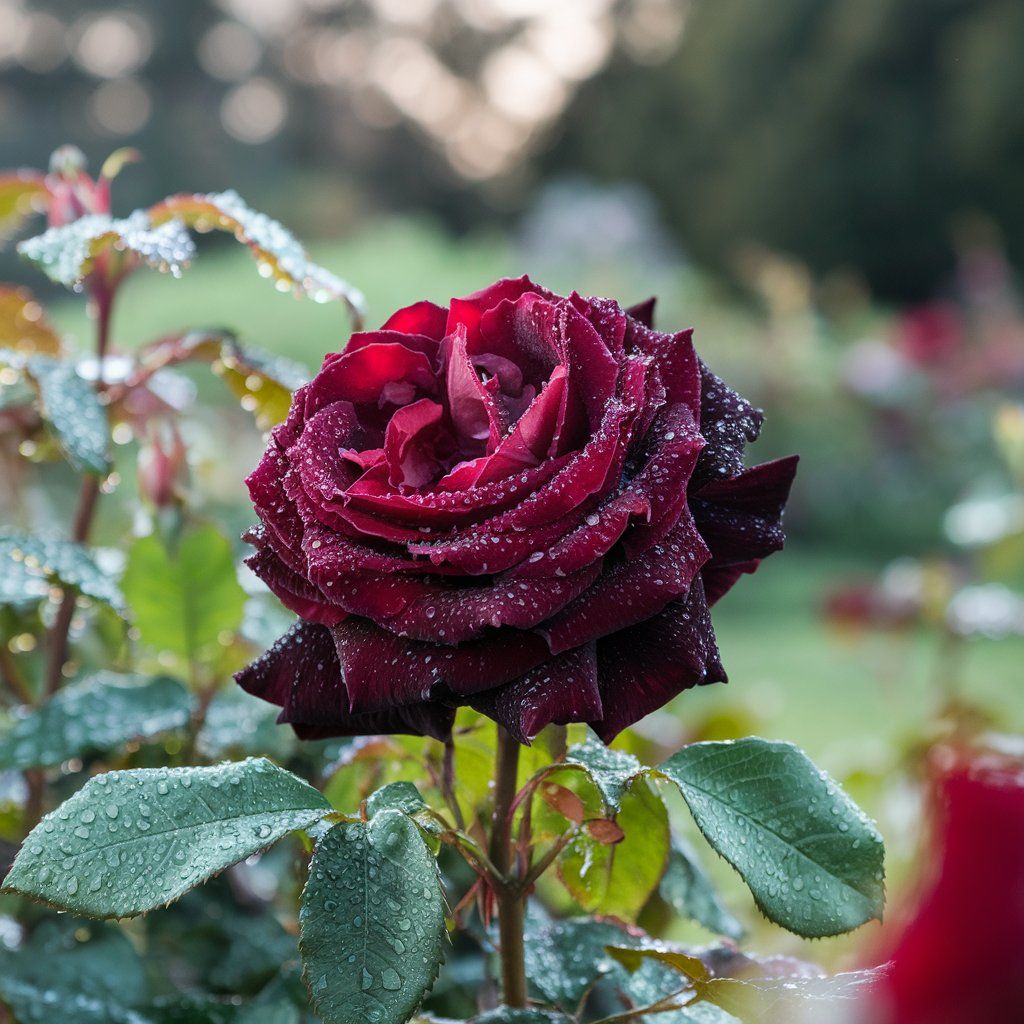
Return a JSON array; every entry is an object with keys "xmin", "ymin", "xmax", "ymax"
[
  {"xmin": 869, "ymin": 750, "xmax": 1024, "ymax": 1023},
  {"xmin": 236, "ymin": 278, "xmax": 796, "ymax": 743}
]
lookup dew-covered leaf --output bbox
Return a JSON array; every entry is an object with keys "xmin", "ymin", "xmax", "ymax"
[
  {"xmin": 565, "ymin": 736, "xmax": 644, "ymax": 813},
  {"xmin": 523, "ymin": 917, "xmax": 645, "ymax": 1011},
  {"xmin": 660, "ymin": 836, "xmax": 744, "ymax": 940},
  {"xmin": 1, "ymin": 758, "xmax": 330, "ymax": 918},
  {"xmin": 17, "ymin": 211, "xmax": 195, "ymax": 288},
  {"xmin": 558, "ymin": 777, "xmax": 669, "ymax": 922},
  {"xmin": 122, "ymin": 526, "xmax": 247, "ymax": 668},
  {"xmin": 0, "ymin": 672, "xmax": 194, "ymax": 770},
  {"xmin": 365, "ymin": 781, "xmax": 426, "ymax": 818},
  {"xmin": 0, "ymin": 532, "xmax": 123, "ymax": 610},
  {"xmin": 23, "ymin": 353, "xmax": 109, "ymax": 473},
  {"xmin": 149, "ymin": 190, "xmax": 365, "ymax": 324},
  {"xmin": 0, "ymin": 285, "xmax": 62, "ymax": 354},
  {"xmin": 657, "ymin": 739, "xmax": 885, "ymax": 938},
  {"xmin": 0, "ymin": 171, "xmax": 48, "ymax": 241},
  {"xmin": 299, "ymin": 812, "xmax": 446, "ymax": 1024}
]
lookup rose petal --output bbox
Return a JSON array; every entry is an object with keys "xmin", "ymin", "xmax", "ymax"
[
  {"xmin": 542, "ymin": 517, "xmax": 710, "ymax": 653},
  {"xmin": 383, "ymin": 397, "xmax": 449, "ymax": 488},
  {"xmin": 692, "ymin": 455, "xmax": 798, "ymax": 564},
  {"xmin": 470, "ymin": 643, "xmax": 602, "ymax": 743},
  {"xmin": 692, "ymin": 362, "xmax": 764, "ymax": 487},
  {"xmin": 702, "ymin": 559, "xmax": 761, "ymax": 606},
  {"xmin": 329, "ymin": 616, "xmax": 549, "ymax": 712},
  {"xmin": 381, "ymin": 300, "xmax": 449, "ymax": 339},
  {"xmin": 443, "ymin": 325, "xmax": 503, "ymax": 452},
  {"xmin": 589, "ymin": 578, "xmax": 726, "ymax": 742}
]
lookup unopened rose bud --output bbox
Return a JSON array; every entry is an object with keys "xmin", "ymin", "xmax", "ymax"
[
  {"xmin": 45, "ymin": 145, "xmax": 110, "ymax": 226},
  {"xmin": 137, "ymin": 423, "xmax": 188, "ymax": 509}
]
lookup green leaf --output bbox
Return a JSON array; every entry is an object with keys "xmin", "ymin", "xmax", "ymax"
[
  {"xmin": 122, "ymin": 526, "xmax": 247, "ymax": 667},
  {"xmin": 26, "ymin": 354, "xmax": 109, "ymax": 472},
  {"xmin": 0, "ymin": 919, "xmax": 148, "ymax": 1024},
  {"xmin": 0, "ymin": 672, "xmax": 194, "ymax": 770},
  {"xmin": 523, "ymin": 917, "xmax": 643, "ymax": 1011},
  {"xmin": 149, "ymin": 190, "xmax": 365, "ymax": 325},
  {"xmin": 657, "ymin": 738, "xmax": 885, "ymax": 938},
  {"xmin": 299, "ymin": 812, "xmax": 446, "ymax": 1024},
  {"xmin": 565, "ymin": 736, "xmax": 643, "ymax": 812},
  {"xmin": 660, "ymin": 836, "xmax": 744, "ymax": 940},
  {"xmin": 17, "ymin": 211, "xmax": 195, "ymax": 288},
  {"xmin": 0, "ymin": 284, "xmax": 63, "ymax": 354},
  {"xmin": 366, "ymin": 781, "xmax": 426, "ymax": 818},
  {"xmin": 2, "ymin": 758, "xmax": 329, "ymax": 917},
  {"xmin": 558, "ymin": 777, "xmax": 670, "ymax": 922},
  {"xmin": 197, "ymin": 685, "xmax": 295, "ymax": 762},
  {"xmin": 0, "ymin": 171, "xmax": 48, "ymax": 241},
  {"xmin": 0, "ymin": 532, "xmax": 123, "ymax": 611}
]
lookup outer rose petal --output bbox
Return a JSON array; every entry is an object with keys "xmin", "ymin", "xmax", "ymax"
[
  {"xmin": 701, "ymin": 559, "xmax": 761, "ymax": 607},
  {"xmin": 381, "ymin": 299, "xmax": 448, "ymax": 339},
  {"xmin": 691, "ymin": 455, "xmax": 799, "ymax": 565},
  {"xmin": 542, "ymin": 517, "xmax": 710, "ymax": 653},
  {"xmin": 234, "ymin": 619, "xmax": 455, "ymax": 740},
  {"xmin": 590, "ymin": 578, "xmax": 725, "ymax": 742},
  {"xmin": 328, "ymin": 616, "xmax": 548, "ymax": 712},
  {"xmin": 691, "ymin": 362, "xmax": 764, "ymax": 487},
  {"xmin": 470, "ymin": 643, "xmax": 602, "ymax": 744}
]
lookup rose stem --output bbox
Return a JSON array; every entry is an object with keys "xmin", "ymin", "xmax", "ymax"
[
  {"xmin": 43, "ymin": 285, "xmax": 113, "ymax": 699},
  {"xmin": 489, "ymin": 725, "xmax": 528, "ymax": 1007}
]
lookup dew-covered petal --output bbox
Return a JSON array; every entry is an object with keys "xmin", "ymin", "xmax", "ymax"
[
  {"xmin": 542, "ymin": 517, "xmax": 710, "ymax": 654},
  {"xmin": 589, "ymin": 578, "xmax": 726, "ymax": 742},
  {"xmin": 303, "ymin": 340, "xmax": 436, "ymax": 413},
  {"xmin": 329, "ymin": 617, "xmax": 549, "ymax": 712},
  {"xmin": 470, "ymin": 643, "xmax": 602, "ymax": 743},
  {"xmin": 691, "ymin": 362, "xmax": 764, "ymax": 487},
  {"xmin": 236, "ymin": 619, "xmax": 453, "ymax": 740},
  {"xmin": 370, "ymin": 563, "xmax": 601, "ymax": 644},
  {"xmin": 691, "ymin": 455, "xmax": 798, "ymax": 564},
  {"xmin": 447, "ymin": 275, "xmax": 553, "ymax": 352},
  {"xmin": 245, "ymin": 544, "xmax": 346, "ymax": 626}
]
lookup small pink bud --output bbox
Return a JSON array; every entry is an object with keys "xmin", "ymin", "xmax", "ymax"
[{"xmin": 137, "ymin": 423, "xmax": 188, "ymax": 509}]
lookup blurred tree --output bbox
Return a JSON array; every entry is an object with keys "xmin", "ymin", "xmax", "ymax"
[{"xmin": 546, "ymin": 0, "xmax": 1024, "ymax": 302}]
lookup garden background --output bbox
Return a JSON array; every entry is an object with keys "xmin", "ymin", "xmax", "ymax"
[{"xmin": 2, "ymin": 0, "xmax": 1024, "ymax": 973}]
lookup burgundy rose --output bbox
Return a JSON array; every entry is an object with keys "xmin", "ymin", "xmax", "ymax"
[{"xmin": 236, "ymin": 277, "xmax": 796, "ymax": 744}]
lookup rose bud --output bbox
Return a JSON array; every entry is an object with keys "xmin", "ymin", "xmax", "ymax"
[
  {"xmin": 236, "ymin": 278, "xmax": 797, "ymax": 743},
  {"xmin": 137, "ymin": 422, "xmax": 188, "ymax": 510}
]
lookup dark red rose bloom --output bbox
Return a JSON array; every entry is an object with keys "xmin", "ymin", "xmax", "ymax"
[
  {"xmin": 868, "ymin": 752, "xmax": 1024, "ymax": 1023},
  {"xmin": 236, "ymin": 277, "xmax": 796, "ymax": 743}
]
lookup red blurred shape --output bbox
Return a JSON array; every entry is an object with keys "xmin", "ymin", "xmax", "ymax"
[{"xmin": 870, "ymin": 750, "xmax": 1024, "ymax": 1023}]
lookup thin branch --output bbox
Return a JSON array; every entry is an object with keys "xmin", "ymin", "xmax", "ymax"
[
  {"xmin": 521, "ymin": 829, "xmax": 576, "ymax": 891},
  {"xmin": 588, "ymin": 987, "xmax": 698, "ymax": 1024},
  {"xmin": 0, "ymin": 647, "xmax": 34, "ymax": 705}
]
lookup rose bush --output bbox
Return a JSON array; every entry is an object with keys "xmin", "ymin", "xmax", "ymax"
[{"xmin": 238, "ymin": 276, "xmax": 797, "ymax": 743}]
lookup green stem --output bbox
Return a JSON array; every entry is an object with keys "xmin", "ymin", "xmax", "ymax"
[
  {"xmin": 489, "ymin": 726, "xmax": 528, "ymax": 1008},
  {"xmin": 43, "ymin": 284, "xmax": 114, "ymax": 699}
]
